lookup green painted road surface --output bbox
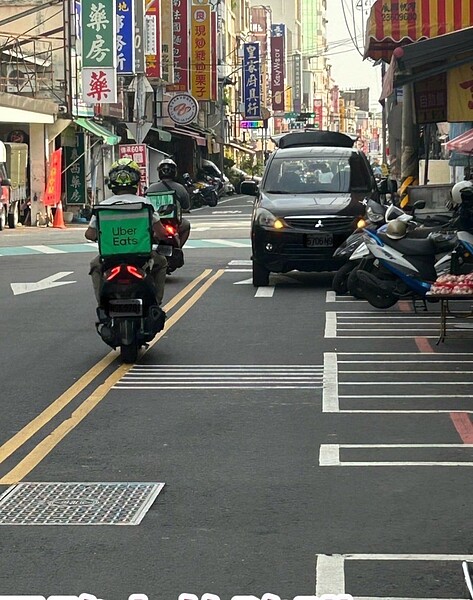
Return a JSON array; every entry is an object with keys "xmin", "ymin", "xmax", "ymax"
[{"xmin": 0, "ymin": 239, "xmax": 251, "ymax": 257}]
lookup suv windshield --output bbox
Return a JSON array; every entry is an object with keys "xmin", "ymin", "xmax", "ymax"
[{"xmin": 263, "ymin": 154, "xmax": 371, "ymax": 194}]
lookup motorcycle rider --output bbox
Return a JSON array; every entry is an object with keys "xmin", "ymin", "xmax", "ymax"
[
  {"xmin": 146, "ymin": 158, "xmax": 191, "ymax": 246},
  {"xmin": 85, "ymin": 158, "xmax": 169, "ymax": 306}
]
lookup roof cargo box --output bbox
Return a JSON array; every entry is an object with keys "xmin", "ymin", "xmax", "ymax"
[{"xmin": 277, "ymin": 130, "xmax": 356, "ymax": 149}]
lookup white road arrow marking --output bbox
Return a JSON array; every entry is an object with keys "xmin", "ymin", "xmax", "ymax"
[
  {"xmin": 11, "ymin": 271, "xmax": 76, "ymax": 296},
  {"xmin": 234, "ymin": 278, "xmax": 253, "ymax": 285}
]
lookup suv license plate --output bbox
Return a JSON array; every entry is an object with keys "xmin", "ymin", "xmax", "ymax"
[{"xmin": 305, "ymin": 233, "xmax": 333, "ymax": 248}]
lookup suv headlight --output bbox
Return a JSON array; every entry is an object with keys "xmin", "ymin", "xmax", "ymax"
[
  {"xmin": 366, "ymin": 204, "xmax": 385, "ymax": 223},
  {"xmin": 255, "ymin": 207, "xmax": 285, "ymax": 229}
]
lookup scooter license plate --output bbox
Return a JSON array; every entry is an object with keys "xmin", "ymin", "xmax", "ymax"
[
  {"xmin": 305, "ymin": 233, "xmax": 333, "ymax": 248},
  {"xmin": 157, "ymin": 245, "xmax": 173, "ymax": 257},
  {"xmin": 109, "ymin": 299, "xmax": 143, "ymax": 317}
]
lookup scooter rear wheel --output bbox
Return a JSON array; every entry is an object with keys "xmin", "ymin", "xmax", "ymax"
[
  {"xmin": 121, "ymin": 342, "xmax": 139, "ymax": 363},
  {"xmin": 347, "ymin": 265, "xmax": 365, "ymax": 299}
]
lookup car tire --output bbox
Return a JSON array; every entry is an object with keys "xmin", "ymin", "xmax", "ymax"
[{"xmin": 252, "ymin": 261, "xmax": 270, "ymax": 287}]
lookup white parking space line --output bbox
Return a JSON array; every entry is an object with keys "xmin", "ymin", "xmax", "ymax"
[
  {"xmin": 327, "ymin": 352, "xmax": 473, "ymax": 413},
  {"xmin": 326, "ymin": 311, "xmax": 441, "ymax": 338},
  {"xmin": 323, "ymin": 353, "xmax": 339, "ymax": 412},
  {"xmin": 319, "ymin": 443, "xmax": 473, "ymax": 466},
  {"xmin": 228, "ymin": 260, "xmax": 252, "ymax": 266},
  {"xmin": 25, "ymin": 245, "xmax": 67, "ymax": 254},
  {"xmin": 316, "ymin": 553, "xmax": 472, "ymax": 600},
  {"xmin": 326, "ymin": 291, "xmax": 360, "ymax": 303},
  {"xmin": 255, "ymin": 286, "xmax": 275, "ymax": 297}
]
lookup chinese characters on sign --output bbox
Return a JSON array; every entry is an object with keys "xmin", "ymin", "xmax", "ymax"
[
  {"xmin": 243, "ymin": 42, "xmax": 262, "ymax": 119},
  {"xmin": 191, "ymin": 5, "xmax": 212, "ymax": 100},
  {"xmin": 292, "ymin": 53, "xmax": 302, "ymax": 114},
  {"xmin": 119, "ymin": 144, "xmax": 148, "ymax": 194},
  {"xmin": 145, "ymin": 0, "xmax": 161, "ymax": 78},
  {"xmin": 415, "ymin": 74, "xmax": 447, "ymax": 124},
  {"xmin": 66, "ymin": 133, "xmax": 86, "ymax": 204},
  {"xmin": 44, "ymin": 149, "xmax": 63, "ymax": 207},
  {"xmin": 380, "ymin": 1, "xmax": 417, "ymax": 22},
  {"xmin": 167, "ymin": 0, "xmax": 189, "ymax": 92},
  {"xmin": 270, "ymin": 24, "xmax": 285, "ymax": 113},
  {"xmin": 116, "ymin": 0, "xmax": 135, "ymax": 75},
  {"xmin": 81, "ymin": 0, "xmax": 117, "ymax": 103}
]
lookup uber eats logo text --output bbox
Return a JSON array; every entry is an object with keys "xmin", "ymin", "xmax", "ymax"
[{"xmin": 112, "ymin": 226, "xmax": 139, "ymax": 246}]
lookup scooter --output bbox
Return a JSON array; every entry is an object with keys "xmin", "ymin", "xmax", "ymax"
[
  {"xmin": 146, "ymin": 189, "xmax": 184, "ymax": 275},
  {"xmin": 183, "ymin": 173, "xmax": 218, "ymax": 208},
  {"xmin": 352, "ymin": 223, "xmax": 456, "ymax": 308},
  {"xmin": 93, "ymin": 202, "xmax": 167, "ymax": 363},
  {"xmin": 332, "ymin": 200, "xmax": 433, "ymax": 295}
]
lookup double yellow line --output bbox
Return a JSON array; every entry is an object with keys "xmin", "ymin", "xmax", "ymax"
[{"xmin": 0, "ymin": 268, "xmax": 224, "ymax": 485}]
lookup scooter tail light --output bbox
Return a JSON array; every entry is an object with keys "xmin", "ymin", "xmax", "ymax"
[
  {"xmin": 105, "ymin": 266, "xmax": 121, "ymax": 281},
  {"xmin": 165, "ymin": 224, "xmax": 177, "ymax": 235},
  {"xmin": 126, "ymin": 265, "xmax": 145, "ymax": 279}
]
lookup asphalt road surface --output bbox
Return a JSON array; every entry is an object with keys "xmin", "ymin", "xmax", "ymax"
[{"xmin": 0, "ymin": 195, "xmax": 473, "ymax": 600}]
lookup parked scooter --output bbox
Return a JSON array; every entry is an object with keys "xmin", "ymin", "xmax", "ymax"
[
  {"xmin": 93, "ymin": 202, "xmax": 167, "ymax": 363},
  {"xmin": 183, "ymin": 173, "xmax": 219, "ymax": 208},
  {"xmin": 332, "ymin": 200, "xmax": 436, "ymax": 295},
  {"xmin": 350, "ymin": 220, "xmax": 456, "ymax": 308}
]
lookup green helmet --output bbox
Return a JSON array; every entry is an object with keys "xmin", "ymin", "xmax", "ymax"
[{"xmin": 108, "ymin": 158, "xmax": 141, "ymax": 190}]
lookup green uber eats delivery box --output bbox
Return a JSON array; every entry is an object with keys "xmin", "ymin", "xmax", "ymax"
[
  {"xmin": 95, "ymin": 202, "xmax": 154, "ymax": 258},
  {"xmin": 146, "ymin": 190, "xmax": 180, "ymax": 220}
]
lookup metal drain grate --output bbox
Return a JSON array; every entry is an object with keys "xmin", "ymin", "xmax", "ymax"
[{"xmin": 0, "ymin": 482, "xmax": 165, "ymax": 525}]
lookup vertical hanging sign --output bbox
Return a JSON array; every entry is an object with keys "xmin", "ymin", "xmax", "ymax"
[
  {"xmin": 243, "ymin": 42, "xmax": 261, "ymax": 118},
  {"xmin": 134, "ymin": 0, "xmax": 145, "ymax": 73},
  {"xmin": 167, "ymin": 0, "xmax": 189, "ymax": 91},
  {"xmin": 116, "ymin": 0, "xmax": 135, "ymax": 75},
  {"xmin": 81, "ymin": 0, "xmax": 117, "ymax": 103},
  {"xmin": 293, "ymin": 52, "xmax": 302, "ymax": 114},
  {"xmin": 270, "ymin": 24, "xmax": 285, "ymax": 112},
  {"xmin": 145, "ymin": 0, "xmax": 161, "ymax": 78},
  {"xmin": 210, "ymin": 8, "xmax": 217, "ymax": 101},
  {"xmin": 190, "ymin": 5, "xmax": 211, "ymax": 101},
  {"xmin": 66, "ymin": 133, "xmax": 86, "ymax": 204}
]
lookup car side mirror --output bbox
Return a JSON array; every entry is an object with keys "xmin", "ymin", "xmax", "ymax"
[
  {"xmin": 240, "ymin": 180, "xmax": 258, "ymax": 196},
  {"xmin": 1, "ymin": 178, "xmax": 11, "ymax": 186}
]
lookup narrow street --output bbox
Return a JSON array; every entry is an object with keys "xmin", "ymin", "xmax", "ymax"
[{"xmin": 0, "ymin": 197, "xmax": 471, "ymax": 600}]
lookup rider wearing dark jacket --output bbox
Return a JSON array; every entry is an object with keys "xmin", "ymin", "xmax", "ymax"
[{"xmin": 146, "ymin": 159, "xmax": 191, "ymax": 246}]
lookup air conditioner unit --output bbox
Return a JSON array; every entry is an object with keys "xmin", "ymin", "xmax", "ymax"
[{"xmin": 7, "ymin": 69, "xmax": 35, "ymax": 93}]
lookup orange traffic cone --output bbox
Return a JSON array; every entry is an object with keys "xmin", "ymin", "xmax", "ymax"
[{"xmin": 53, "ymin": 201, "xmax": 66, "ymax": 229}]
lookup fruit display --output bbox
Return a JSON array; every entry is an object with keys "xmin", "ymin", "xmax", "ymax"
[{"xmin": 429, "ymin": 273, "xmax": 473, "ymax": 295}]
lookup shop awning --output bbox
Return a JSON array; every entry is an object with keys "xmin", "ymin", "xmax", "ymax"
[
  {"xmin": 446, "ymin": 129, "xmax": 473, "ymax": 155},
  {"xmin": 75, "ymin": 117, "xmax": 120, "ymax": 145},
  {"xmin": 149, "ymin": 127, "xmax": 172, "ymax": 142},
  {"xmin": 0, "ymin": 91, "xmax": 57, "ymax": 124},
  {"xmin": 364, "ymin": 0, "xmax": 473, "ymax": 61},
  {"xmin": 380, "ymin": 27, "xmax": 473, "ymax": 100},
  {"xmin": 166, "ymin": 127, "xmax": 207, "ymax": 146}
]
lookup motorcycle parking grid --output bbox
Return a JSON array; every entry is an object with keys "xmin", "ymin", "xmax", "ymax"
[{"xmin": 318, "ymin": 290, "xmax": 473, "ymax": 599}]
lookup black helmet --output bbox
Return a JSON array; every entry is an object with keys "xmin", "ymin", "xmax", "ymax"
[
  {"xmin": 158, "ymin": 158, "xmax": 177, "ymax": 179},
  {"xmin": 108, "ymin": 158, "xmax": 141, "ymax": 190}
]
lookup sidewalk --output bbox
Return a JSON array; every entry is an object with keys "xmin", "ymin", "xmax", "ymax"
[{"xmin": 0, "ymin": 223, "xmax": 88, "ymax": 248}]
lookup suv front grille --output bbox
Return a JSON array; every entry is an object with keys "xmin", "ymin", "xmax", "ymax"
[{"xmin": 284, "ymin": 215, "xmax": 356, "ymax": 232}]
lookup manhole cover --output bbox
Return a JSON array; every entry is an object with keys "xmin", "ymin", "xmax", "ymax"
[{"xmin": 0, "ymin": 482, "xmax": 165, "ymax": 525}]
